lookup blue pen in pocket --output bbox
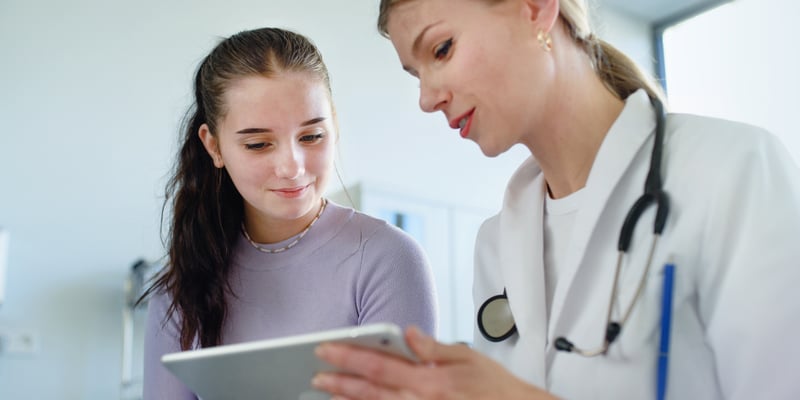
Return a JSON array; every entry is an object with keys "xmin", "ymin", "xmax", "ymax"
[{"xmin": 657, "ymin": 262, "xmax": 675, "ymax": 400}]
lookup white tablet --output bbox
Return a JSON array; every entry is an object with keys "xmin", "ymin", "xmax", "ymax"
[{"xmin": 161, "ymin": 323, "xmax": 416, "ymax": 400}]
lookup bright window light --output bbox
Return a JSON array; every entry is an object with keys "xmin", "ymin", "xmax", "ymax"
[{"xmin": 662, "ymin": 0, "xmax": 800, "ymax": 165}]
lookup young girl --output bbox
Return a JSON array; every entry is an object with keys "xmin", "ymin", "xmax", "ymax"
[{"xmin": 142, "ymin": 27, "xmax": 437, "ymax": 399}]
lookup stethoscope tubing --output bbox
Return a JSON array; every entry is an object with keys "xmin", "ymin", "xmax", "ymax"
[{"xmin": 477, "ymin": 96, "xmax": 670, "ymax": 348}]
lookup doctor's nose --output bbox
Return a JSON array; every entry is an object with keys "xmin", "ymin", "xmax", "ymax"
[
  {"xmin": 418, "ymin": 78, "xmax": 450, "ymax": 113},
  {"xmin": 273, "ymin": 144, "xmax": 304, "ymax": 180}
]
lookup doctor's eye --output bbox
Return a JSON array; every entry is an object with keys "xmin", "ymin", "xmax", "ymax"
[{"xmin": 434, "ymin": 38, "xmax": 453, "ymax": 60}]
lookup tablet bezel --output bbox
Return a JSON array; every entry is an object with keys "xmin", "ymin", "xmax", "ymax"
[{"xmin": 160, "ymin": 323, "xmax": 416, "ymax": 400}]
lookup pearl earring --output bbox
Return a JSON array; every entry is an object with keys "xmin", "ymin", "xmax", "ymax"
[{"xmin": 537, "ymin": 30, "xmax": 552, "ymax": 52}]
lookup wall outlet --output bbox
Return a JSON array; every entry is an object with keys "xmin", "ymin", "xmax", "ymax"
[{"xmin": 0, "ymin": 328, "xmax": 39, "ymax": 356}]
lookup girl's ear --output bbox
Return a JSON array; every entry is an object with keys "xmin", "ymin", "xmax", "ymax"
[{"xmin": 198, "ymin": 124, "xmax": 225, "ymax": 168}]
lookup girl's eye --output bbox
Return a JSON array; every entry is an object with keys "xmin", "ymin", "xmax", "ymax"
[
  {"xmin": 300, "ymin": 133, "xmax": 325, "ymax": 143},
  {"xmin": 244, "ymin": 142, "xmax": 269, "ymax": 150},
  {"xmin": 434, "ymin": 38, "xmax": 453, "ymax": 60}
]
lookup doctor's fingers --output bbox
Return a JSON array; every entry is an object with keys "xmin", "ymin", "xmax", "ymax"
[
  {"xmin": 405, "ymin": 326, "xmax": 474, "ymax": 364},
  {"xmin": 315, "ymin": 342, "xmax": 424, "ymax": 389},
  {"xmin": 312, "ymin": 372, "xmax": 418, "ymax": 400},
  {"xmin": 314, "ymin": 339, "xmax": 493, "ymax": 400},
  {"xmin": 406, "ymin": 328, "xmax": 558, "ymax": 400}
]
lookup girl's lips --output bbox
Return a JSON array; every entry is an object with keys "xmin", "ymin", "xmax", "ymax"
[{"xmin": 273, "ymin": 184, "xmax": 309, "ymax": 198}]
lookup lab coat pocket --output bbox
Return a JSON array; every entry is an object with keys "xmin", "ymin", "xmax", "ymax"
[{"xmin": 610, "ymin": 262, "xmax": 672, "ymax": 360}]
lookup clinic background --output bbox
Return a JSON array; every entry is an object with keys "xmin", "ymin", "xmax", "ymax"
[{"xmin": 0, "ymin": 0, "xmax": 797, "ymax": 398}]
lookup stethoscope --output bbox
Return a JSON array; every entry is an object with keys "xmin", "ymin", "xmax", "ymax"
[{"xmin": 477, "ymin": 96, "xmax": 670, "ymax": 357}]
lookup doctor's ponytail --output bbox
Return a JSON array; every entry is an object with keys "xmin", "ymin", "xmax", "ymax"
[{"xmin": 559, "ymin": 0, "xmax": 667, "ymax": 104}]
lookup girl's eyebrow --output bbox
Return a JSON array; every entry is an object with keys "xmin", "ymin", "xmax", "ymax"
[{"xmin": 236, "ymin": 117, "xmax": 328, "ymax": 134}]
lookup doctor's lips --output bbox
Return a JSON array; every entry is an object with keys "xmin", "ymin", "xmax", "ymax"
[{"xmin": 449, "ymin": 109, "xmax": 475, "ymax": 138}]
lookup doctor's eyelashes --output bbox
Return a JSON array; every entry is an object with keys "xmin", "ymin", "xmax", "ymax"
[{"xmin": 434, "ymin": 38, "xmax": 454, "ymax": 60}]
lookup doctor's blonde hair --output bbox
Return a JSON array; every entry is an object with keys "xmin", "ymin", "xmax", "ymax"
[{"xmin": 377, "ymin": 0, "xmax": 666, "ymax": 104}]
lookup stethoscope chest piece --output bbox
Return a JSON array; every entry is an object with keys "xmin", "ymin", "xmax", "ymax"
[{"xmin": 477, "ymin": 289, "xmax": 517, "ymax": 342}]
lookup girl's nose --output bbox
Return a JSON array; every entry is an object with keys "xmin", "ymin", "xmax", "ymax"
[{"xmin": 274, "ymin": 144, "xmax": 304, "ymax": 179}]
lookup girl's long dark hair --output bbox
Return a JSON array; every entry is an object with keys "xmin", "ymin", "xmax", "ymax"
[{"xmin": 141, "ymin": 28, "xmax": 332, "ymax": 350}]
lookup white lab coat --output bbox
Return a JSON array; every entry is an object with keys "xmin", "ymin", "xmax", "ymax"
[{"xmin": 472, "ymin": 90, "xmax": 800, "ymax": 399}]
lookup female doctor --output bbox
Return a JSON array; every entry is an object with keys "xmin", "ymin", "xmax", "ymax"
[{"xmin": 313, "ymin": 0, "xmax": 800, "ymax": 398}]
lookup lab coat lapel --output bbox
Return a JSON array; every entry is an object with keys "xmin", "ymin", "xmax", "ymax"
[
  {"xmin": 548, "ymin": 91, "xmax": 657, "ymax": 340},
  {"xmin": 498, "ymin": 158, "xmax": 548, "ymax": 379}
]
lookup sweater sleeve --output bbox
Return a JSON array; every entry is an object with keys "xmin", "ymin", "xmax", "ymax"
[
  {"xmin": 142, "ymin": 291, "xmax": 197, "ymax": 400},
  {"xmin": 698, "ymin": 128, "xmax": 800, "ymax": 399},
  {"xmin": 355, "ymin": 221, "xmax": 439, "ymax": 337}
]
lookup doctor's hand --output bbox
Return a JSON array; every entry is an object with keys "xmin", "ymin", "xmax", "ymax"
[{"xmin": 312, "ymin": 326, "xmax": 558, "ymax": 400}]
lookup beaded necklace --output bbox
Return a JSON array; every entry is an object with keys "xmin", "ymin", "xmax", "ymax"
[{"xmin": 241, "ymin": 198, "xmax": 327, "ymax": 254}]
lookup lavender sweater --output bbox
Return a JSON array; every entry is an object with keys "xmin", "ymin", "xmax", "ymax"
[{"xmin": 142, "ymin": 201, "xmax": 438, "ymax": 399}]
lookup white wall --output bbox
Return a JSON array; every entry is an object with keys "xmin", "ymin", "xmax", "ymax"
[{"xmin": 0, "ymin": 1, "xmax": 651, "ymax": 398}]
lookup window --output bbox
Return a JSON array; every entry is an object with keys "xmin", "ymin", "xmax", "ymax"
[{"xmin": 659, "ymin": 0, "xmax": 800, "ymax": 165}]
